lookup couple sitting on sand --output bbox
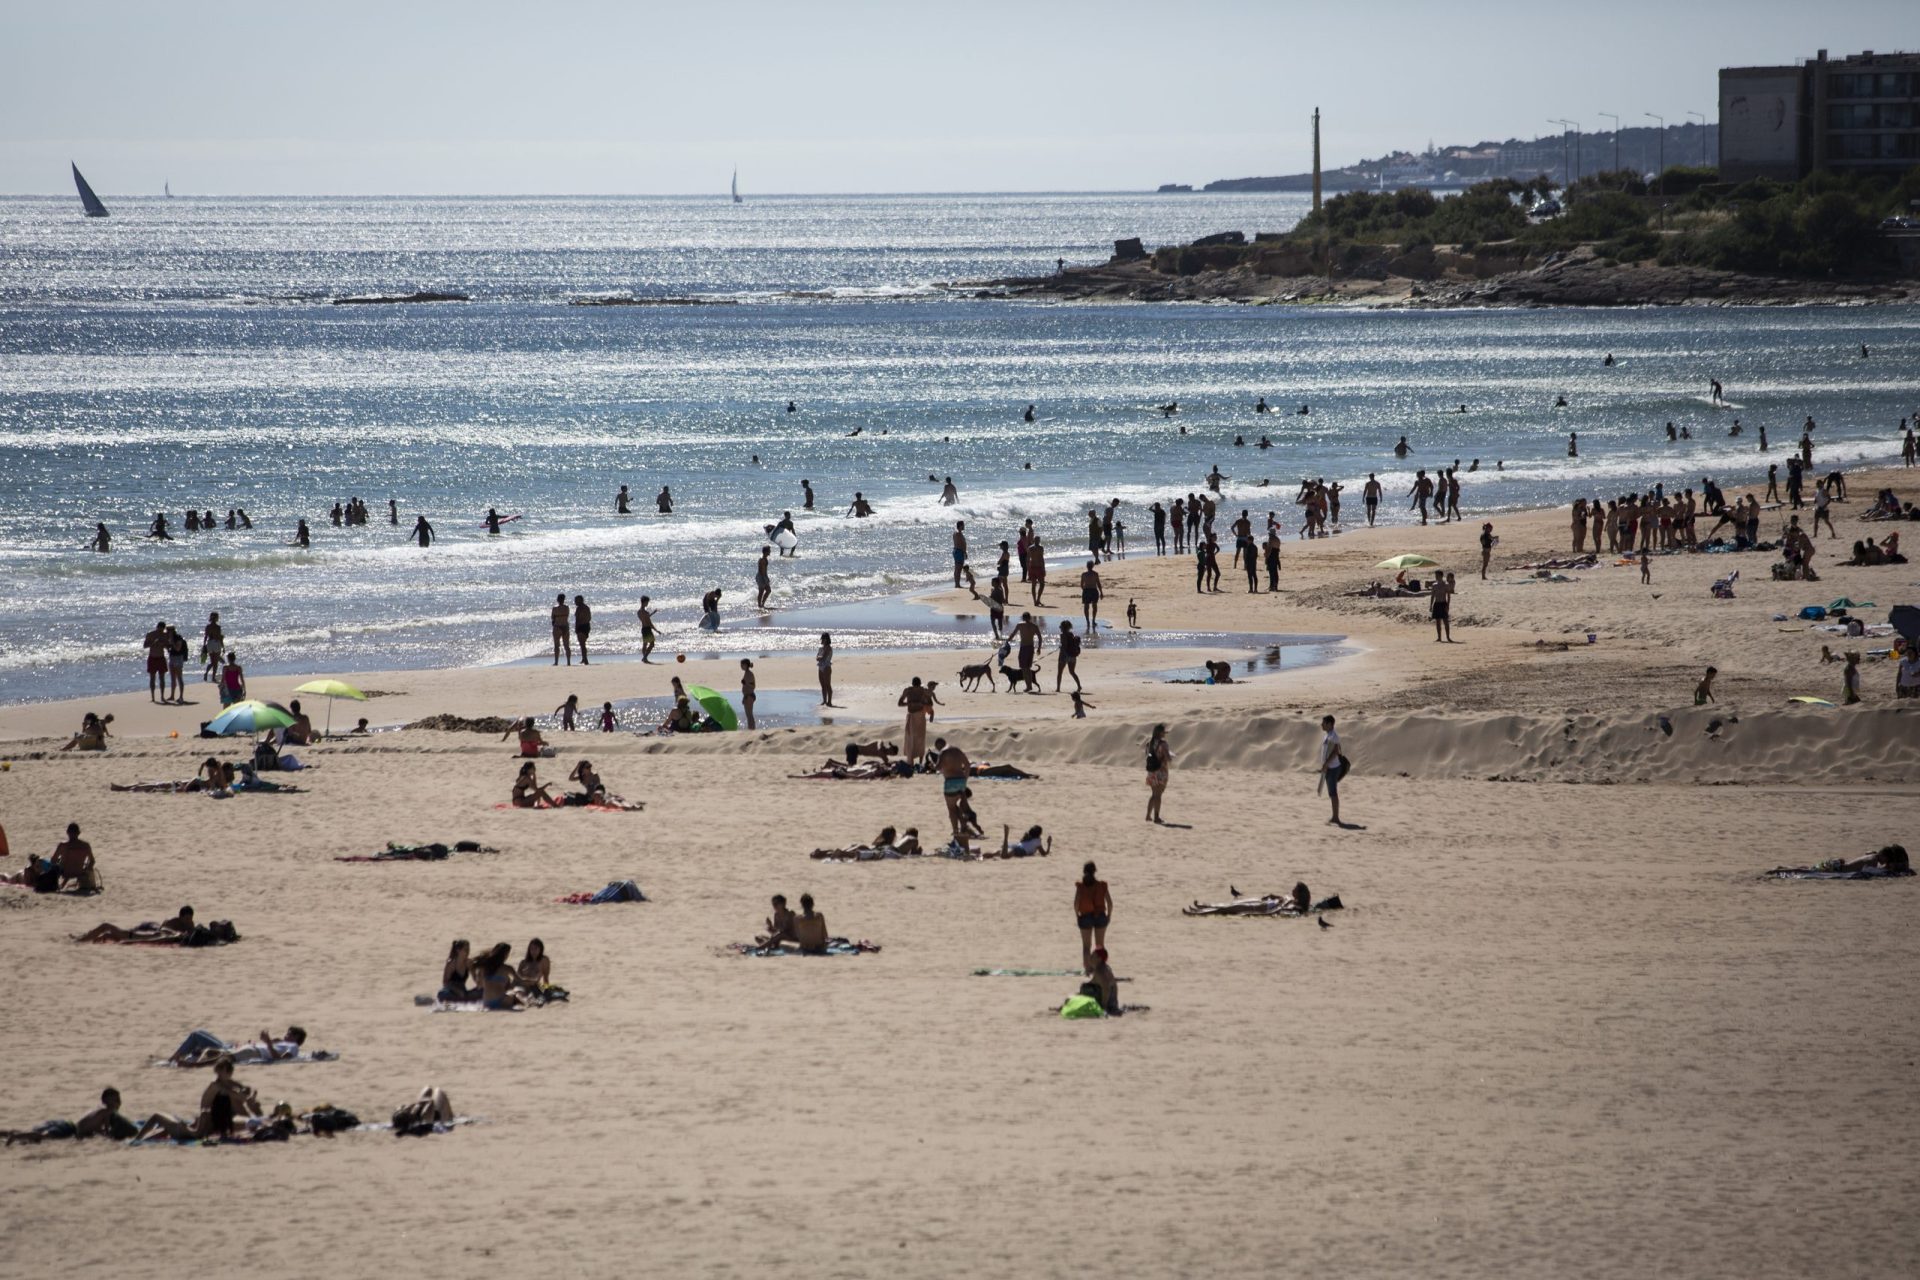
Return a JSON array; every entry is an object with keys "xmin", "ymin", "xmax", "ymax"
[
  {"xmin": 57, "ymin": 712, "xmax": 113, "ymax": 752},
  {"xmin": 1, "ymin": 823, "xmax": 101, "ymax": 894},
  {"xmin": 1061, "ymin": 948, "xmax": 1121, "ymax": 1018},
  {"xmin": 755, "ymin": 893, "xmax": 837, "ymax": 954},
  {"xmin": 439, "ymin": 938, "xmax": 562, "ymax": 1008},
  {"xmin": 511, "ymin": 759, "xmax": 642, "ymax": 810}
]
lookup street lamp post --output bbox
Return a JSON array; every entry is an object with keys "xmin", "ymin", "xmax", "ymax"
[
  {"xmin": 1645, "ymin": 113, "xmax": 1665, "ymax": 194},
  {"xmin": 1548, "ymin": 119, "xmax": 1571, "ymax": 189},
  {"xmin": 1598, "ymin": 112, "xmax": 1620, "ymax": 178},
  {"xmin": 1687, "ymin": 110, "xmax": 1707, "ymax": 166},
  {"xmin": 1569, "ymin": 119, "xmax": 1582, "ymax": 183}
]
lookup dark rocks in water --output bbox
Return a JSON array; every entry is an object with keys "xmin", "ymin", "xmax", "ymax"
[
  {"xmin": 569, "ymin": 295, "xmax": 739, "ymax": 307},
  {"xmin": 1112, "ymin": 237, "xmax": 1147, "ymax": 261},
  {"xmin": 332, "ymin": 291, "xmax": 469, "ymax": 305},
  {"xmin": 1191, "ymin": 231, "xmax": 1246, "ymax": 248},
  {"xmin": 1156, "ymin": 183, "xmax": 1194, "ymax": 193},
  {"xmin": 405, "ymin": 713, "xmax": 517, "ymax": 734}
]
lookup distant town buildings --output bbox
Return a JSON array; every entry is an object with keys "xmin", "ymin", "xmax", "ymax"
[{"xmin": 1721, "ymin": 50, "xmax": 1919, "ymax": 181}]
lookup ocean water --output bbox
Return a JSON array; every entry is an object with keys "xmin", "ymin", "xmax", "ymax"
[{"xmin": 1, "ymin": 193, "xmax": 1916, "ymax": 705}]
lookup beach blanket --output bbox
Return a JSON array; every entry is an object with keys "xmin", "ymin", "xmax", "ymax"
[
  {"xmin": 335, "ymin": 840, "xmax": 493, "ymax": 863},
  {"xmin": 727, "ymin": 938, "xmax": 881, "ymax": 957},
  {"xmin": 557, "ymin": 879, "xmax": 648, "ymax": 904},
  {"xmin": 416, "ymin": 989, "xmax": 568, "ymax": 1011},
  {"xmin": 973, "ymin": 967, "xmax": 1082, "ymax": 977},
  {"xmin": 155, "ymin": 1051, "xmax": 339, "ymax": 1068},
  {"xmin": 493, "ymin": 797, "xmax": 645, "ymax": 813}
]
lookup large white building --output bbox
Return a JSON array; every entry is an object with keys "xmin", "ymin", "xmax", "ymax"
[{"xmin": 1721, "ymin": 49, "xmax": 1919, "ymax": 182}]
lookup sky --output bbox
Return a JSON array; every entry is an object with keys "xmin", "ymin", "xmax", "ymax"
[{"xmin": 3, "ymin": 0, "xmax": 1915, "ymax": 195}]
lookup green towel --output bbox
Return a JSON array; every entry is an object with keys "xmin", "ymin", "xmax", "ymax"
[{"xmin": 1059, "ymin": 995, "xmax": 1107, "ymax": 1019}]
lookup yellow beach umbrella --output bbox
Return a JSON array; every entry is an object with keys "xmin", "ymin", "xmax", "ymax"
[{"xmin": 294, "ymin": 678, "xmax": 368, "ymax": 737}]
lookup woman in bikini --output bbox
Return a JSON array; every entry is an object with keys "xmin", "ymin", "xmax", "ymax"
[
  {"xmin": 567, "ymin": 760, "xmax": 606, "ymax": 805},
  {"xmin": 1075, "ymin": 861, "xmax": 1112, "ymax": 964},
  {"xmin": 1144, "ymin": 723, "xmax": 1172, "ymax": 824},
  {"xmin": 512, "ymin": 762, "xmax": 557, "ymax": 809},
  {"xmin": 515, "ymin": 938, "xmax": 552, "ymax": 991},
  {"xmin": 473, "ymin": 943, "xmax": 525, "ymax": 1010},
  {"xmin": 503, "ymin": 717, "xmax": 550, "ymax": 758},
  {"xmin": 439, "ymin": 939, "xmax": 475, "ymax": 1002}
]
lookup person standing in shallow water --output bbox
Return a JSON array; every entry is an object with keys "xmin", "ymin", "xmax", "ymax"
[
  {"xmin": 740, "ymin": 659, "xmax": 757, "ymax": 729},
  {"xmin": 816, "ymin": 633, "xmax": 837, "ymax": 707},
  {"xmin": 550, "ymin": 594, "xmax": 572, "ymax": 666},
  {"xmin": 573, "ymin": 595, "xmax": 592, "ymax": 665},
  {"xmin": 411, "ymin": 514, "xmax": 434, "ymax": 547}
]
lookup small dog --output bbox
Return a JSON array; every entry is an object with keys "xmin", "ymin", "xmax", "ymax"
[
  {"xmin": 998, "ymin": 663, "xmax": 1040, "ymax": 693},
  {"xmin": 957, "ymin": 661, "xmax": 996, "ymax": 692}
]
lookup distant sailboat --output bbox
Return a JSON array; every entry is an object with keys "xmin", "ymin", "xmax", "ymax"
[
  {"xmin": 72, "ymin": 163, "xmax": 109, "ymax": 217},
  {"xmin": 731, "ymin": 167, "xmax": 743, "ymax": 204},
  {"xmin": 165, "ymin": 181, "xmax": 173, "ymax": 199}
]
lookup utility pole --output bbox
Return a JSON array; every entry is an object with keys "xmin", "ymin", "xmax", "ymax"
[
  {"xmin": 1312, "ymin": 107, "xmax": 1322, "ymax": 216},
  {"xmin": 1570, "ymin": 120, "xmax": 1581, "ymax": 184},
  {"xmin": 1548, "ymin": 119, "xmax": 1571, "ymax": 188},
  {"xmin": 1645, "ymin": 112, "xmax": 1665, "ymax": 194},
  {"xmin": 1687, "ymin": 110, "xmax": 1706, "ymax": 166},
  {"xmin": 1598, "ymin": 112, "xmax": 1619, "ymax": 178}
]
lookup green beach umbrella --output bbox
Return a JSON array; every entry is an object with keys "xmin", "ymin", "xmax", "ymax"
[
  {"xmin": 294, "ymin": 678, "xmax": 367, "ymax": 738},
  {"xmin": 683, "ymin": 684, "xmax": 739, "ymax": 731},
  {"xmin": 207, "ymin": 699, "xmax": 298, "ymax": 736},
  {"xmin": 1375, "ymin": 554, "xmax": 1439, "ymax": 571}
]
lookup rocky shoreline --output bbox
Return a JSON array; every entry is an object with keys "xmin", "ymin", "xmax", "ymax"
[{"xmin": 965, "ymin": 243, "xmax": 1920, "ymax": 309}]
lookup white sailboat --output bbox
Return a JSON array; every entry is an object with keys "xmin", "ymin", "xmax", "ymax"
[
  {"xmin": 165, "ymin": 181, "xmax": 173, "ymax": 199},
  {"xmin": 72, "ymin": 163, "xmax": 109, "ymax": 217},
  {"xmin": 731, "ymin": 167, "xmax": 743, "ymax": 204}
]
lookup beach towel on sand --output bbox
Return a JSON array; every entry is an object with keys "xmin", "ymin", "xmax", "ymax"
[
  {"xmin": 1764, "ymin": 866, "xmax": 1915, "ymax": 882},
  {"xmin": 728, "ymin": 938, "xmax": 880, "ymax": 957}
]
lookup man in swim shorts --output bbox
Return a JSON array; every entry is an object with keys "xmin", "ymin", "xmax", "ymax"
[
  {"xmin": 636, "ymin": 596, "xmax": 655, "ymax": 663},
  {"xmin": 937, "ymin": 741, "xmax": 972, "ymax": 845}
]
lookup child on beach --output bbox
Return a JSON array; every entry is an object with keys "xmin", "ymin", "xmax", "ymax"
[
  {"xmin": 1070, "ymin": 691, "xmax": 1094, "ymax": 719},
  {"xmin": 1695, "ymin": 666, "xmax": 1717, "ymax": 705},
  {"xmin": 1126, "ymin": 599, "xmax": 1138, "ymax": 629},
  {"xmin": 1638, "ymin": 546, "xmax": 1651, "ymax": 584},
  {"xmin": 599, "ymin": 702, "xmax": 617, "ymax": 732}
]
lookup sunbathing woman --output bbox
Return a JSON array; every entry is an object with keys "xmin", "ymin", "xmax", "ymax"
[
  {"xmin": 473, "ymin": 942, "xmax": 527, "ymax": 1010},
  {"xmin": 567, "ymin": 760, "xmax": 606, "ymax": 805},
  {"xmin": 58, "ymin": 712, "xmax": 114, "ymax": 753},
  {"xmin": 1183, "ymin": 883, "xmax": 1315, "ymax": 916},
  {"xmin": 515, "ymin": 937, "xmax": 552, "ymax": 990},
  {"xmin": 502, "ymin": 717, "xmax": 551, "ymax": 758},
  {"xmin": 810, "ymin": 825, "xmax": 913, "ymax": 861},
  {"xmin": 74, "ymin": 906, "xmax": 196, "ymax": 944},
  {"xmin": 135, "ymin": 1056, "xmax": 261, "ymax": 1141},
  {"xmin": 986, "ymin": 824, "xmax": 1050, "ymax": 858},
  {"xmin": 1769, "ymin": 845, "xmax": 1911, "ymax": 877},
  {"xmin": 512, "ymin": 762, "xmax": 558, "ymax": 809},
  {"xmin": 439, "ymin": 939, "xmax": 476, "ymax": 1002}
]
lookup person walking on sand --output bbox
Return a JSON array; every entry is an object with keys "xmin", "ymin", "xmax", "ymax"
[
  {"xmin": 1144, "ymin": 723, "xmax": 1172, "ymax": 824},
  {"xmin": 1075, "ymin": 862, "xmax": 1112, "ymax": 964},
  {"xmin": 550, "ymin": 594, "xmax": 572, "ymax": 666},
  {"xmin": 816, "ymin": 633, "xmax": 837, "ymax": 707},
  {"xmin": 740, "ymin": 659, "xmax": 757, "ymax": 729},
  {"xmin": 200, "ymin": 612, "xmax": 224, "ymax": 683},
  {"xmin": 1479, "ymin": 522, "xmax": 1495, "ymax": 580},
  {"xmin": 1318, "ymin": 715, "xmax": 1348, "ymax": 826},
  {"xmin": 636, "ymin": 596, "xmax": 656, "ymax": 664},
  {"xmin": 1014, "ymin": 611, "xmax": 1042, "ymax": 675},
  {"xmin": 573, "ymin": 595, "xmax": 592, "ymax": 664},
  {"xmin": 1079, "ymin": 561, "xmax": 1103, "ymax": 629},
  {"xmin": 1843, "ymin": 652, "xmax": 1862, "ymax": 705},
  {"xmin": 898, "ymin": 677, "xmax": 932, "ymax": 769},
  {"xmin": 1055, "ymin": 620, "xmax": 1082, "ymax": 693},
  {"xmin": 1363, "ymin": 473, "xmax": 1382, "ymax": 527},
  {"xmin": 756, "ymin": 545, "xmax": 774, "ymax": 610}
]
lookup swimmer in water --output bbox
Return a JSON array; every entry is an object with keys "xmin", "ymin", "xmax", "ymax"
[
  {"xmin": 91, "ymin": 523, "xmax": 111, "ymax": 552},
  {"xmin": 787, "ymin": 401, "xmax": 797, "ymax": 413},
  {"xmin": 847, "ymin": 492, "xmax": 874, "ymax": 518},
  {"xmin": 1160, "ymin": 401, "xmax": 1178, "ymax": 417},
  {"xmin": 1555, "ymin": 394, "xmax": 1568, "ymax": 407},
  {"xmin": 1567, "ymin": 433, "xmax": 1578, "ymax": 458},
  {"xmin": 1254, "ymin": 397, "xmax": 1268, "ymax": 414},
  {"xmin": 1297, "ymin": 404, "xmax": 1309, "ymax": 415},
  {"xmin": 616, "ymin": 484, "xmax": 630, "ymax": 514},
  {"xmin": 412, "ymin": 514, "xmax": 435, "ymax": 547},
  {"xmin": 292, "ymin": 519, "xmax": 311, "ymax": 548},
  {"xmin": 485, "ymin": 507, "xmax": 502, "ymax": 535},
  {"xmin": 1455, "ymin": 404, "xmax": 1468, "ymax": 414},
  {"xmin": 1393, "ymin": 436, "xmax": 1410, "ymax": 458},
  {"xmin": 801, "ymin": 479, "xmax": 814, "ymax": 509},
  {"xmin": 1024, "ymin": 404, "xmax": 1036, "ymax": 422},
  {"xmin": 656, "ymin": 486, "xmax": 673, "ymax": 514}
]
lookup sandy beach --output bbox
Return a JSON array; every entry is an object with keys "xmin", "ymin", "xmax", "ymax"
[{"xmin": 3, "ymin": 468, "xmax": 1917, "ymax": 1279}]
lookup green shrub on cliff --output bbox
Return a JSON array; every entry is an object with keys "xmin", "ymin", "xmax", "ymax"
[
  {"xmin": 1293, "ymin": 180, "xmax": 1528, "ymax": 247},
  {"xmin": 1659, "ymin": 169, "xmax": 1910, "ymax": 275}
]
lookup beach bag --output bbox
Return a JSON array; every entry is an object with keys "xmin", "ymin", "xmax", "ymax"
[
  {"xmin": 1059, "ymin": 995, "xmax": 1106, "ymax": 1020},
  {"xmin": 308, "ymin": 1106, "xmax": 359, "ymax": 1134},
  {"xmin": 1798, "ymin": 606, "xmax": 1827, "ymax": 620}
]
